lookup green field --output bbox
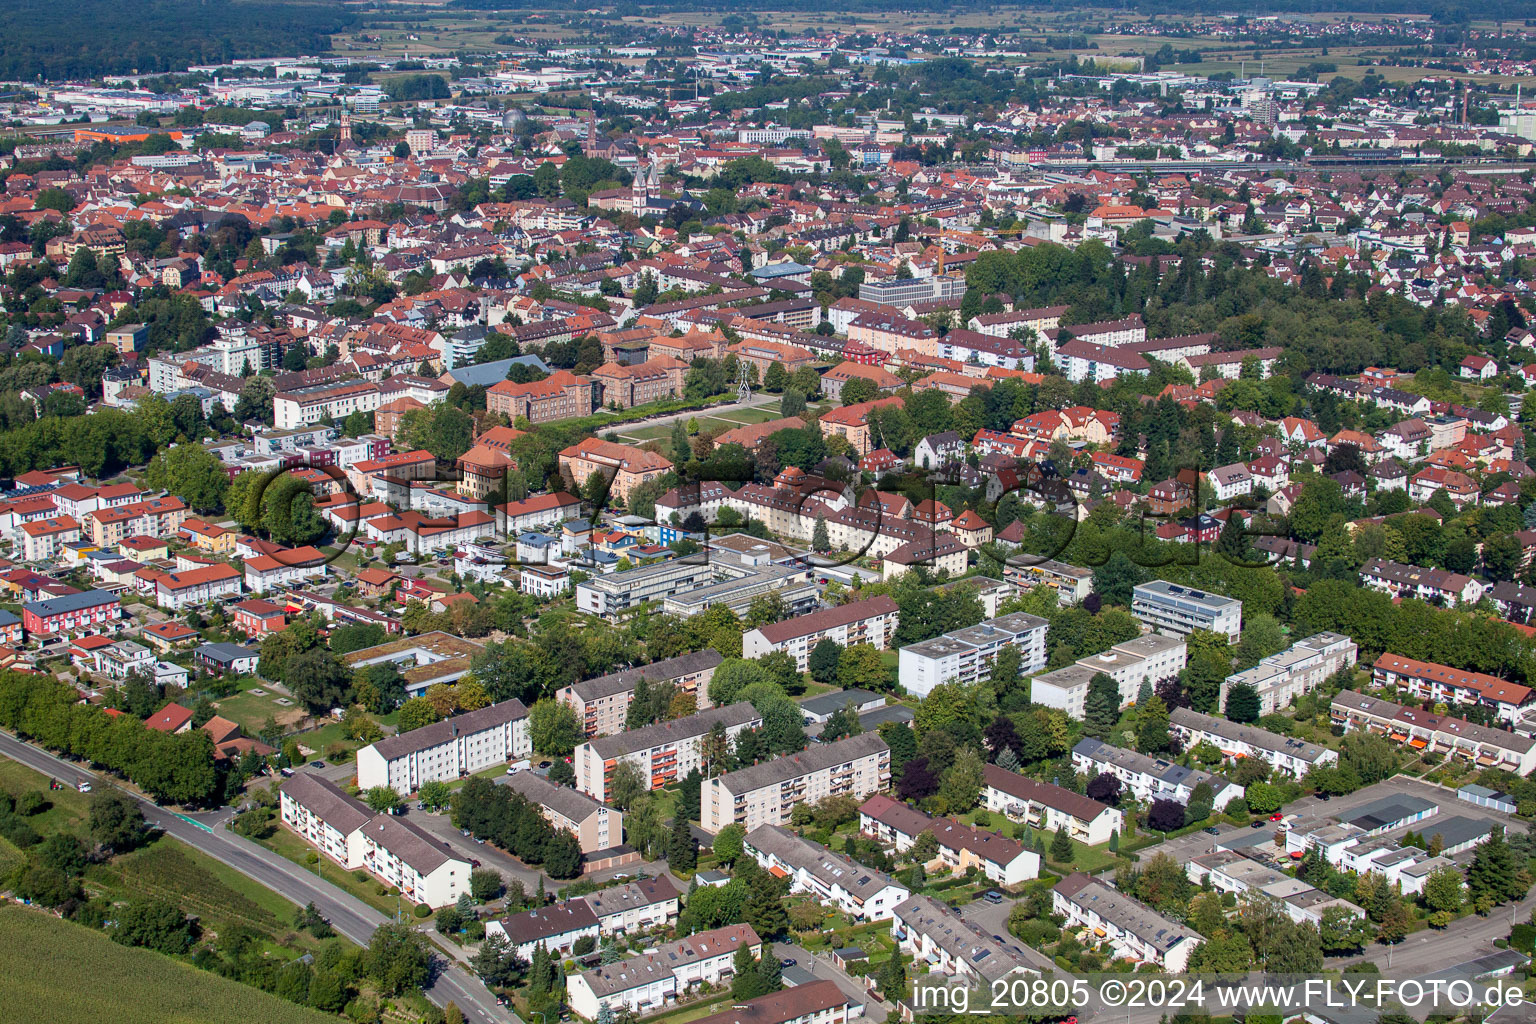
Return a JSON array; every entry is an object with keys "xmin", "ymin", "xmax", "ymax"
[{"xmin": 0, "ymin": 906, "xmax": 337, "ymax": 1024}]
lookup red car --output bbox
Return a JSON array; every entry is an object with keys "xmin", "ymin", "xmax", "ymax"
[{"xmin": 1270, "ymin": 812, "xmax": 1283, "ymax": 821}]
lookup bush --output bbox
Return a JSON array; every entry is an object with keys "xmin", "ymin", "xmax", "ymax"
[
  {"xmin": 573, "ymin": 935, "xmax": 596, "ymax": 955},
  {"xmin": 15, "ymin": 791, "xmax": 49, "ymax": 815},
  {"xmin": 413, "ymin": 903, "xmax": 432, "ymax": 919}
]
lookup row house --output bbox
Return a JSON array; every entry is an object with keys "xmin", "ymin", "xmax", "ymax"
[
  {"xmin": 1331, "ymin": 689, "xmax": 1536, "ymax": 774},
  {"xmin": 1360, "ymin": 557, "xmax": 1485, "ymax": 607},
  {"xmin": 1170, "ymin": 707, "xmax": 1338, "ymax": 779},
  {"xmin": 1071, "ymin": 738, "xmax": 1243, "ymax": 809},
  {"xmin": 1371, "ymin": 652, "xmax": 1534, "ymax": 724},
  {"xmin": 25, "ymin": 590, "xmax": 123, "ymax": 639},
  {"xmin": 980, "ymin": 765, "xmax": 1124, "ymax": 846},
  {"xmin": 857, "ymin": 794, "xmax": 1039, "ymax": 886},
  {"xmin": 566, "ymin": 925, "xmax": 761, "ymax": 1021},
  {"xmin": 890, "ymin": 894, "xmax": 1036, "ymax": 987},
  {"xmin": 1052, "ymin": 873, "xmax": 1202, "ymax": 972},
  {"xmin": 744, "ymin": 824, "xmax": 910, "ymax": 921},
  {"xmin": 1219, "ymin": 632, "xmax": 1358, "ymax": 717}
]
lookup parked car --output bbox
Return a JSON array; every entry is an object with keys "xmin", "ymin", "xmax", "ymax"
[
  {"xmin": 1250, "ymin": 820, "xmax": 1266, "ymax": 829},
  {"xmin": 981, "ymin": 890, "xmax": 1004, "ymax": 904},
  {"xmin": 1204, "ymin": 826, "xmax": 1220, "ymax": 835}
]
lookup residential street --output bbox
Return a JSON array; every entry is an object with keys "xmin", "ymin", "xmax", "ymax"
[
  {"xmin": 0, "ymin": 731, "xmax": 517, "ymax": 1024},
  {"xmin": 771, "ymin": 941, "xmax": 889, "ymax": 1023}
]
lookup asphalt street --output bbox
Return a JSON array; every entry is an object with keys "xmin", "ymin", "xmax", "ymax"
[
  {"xmin": 0, "ymin": 731, "xmax": 518, "ymax": 1024},
  {"xmin": 772, "ymin": 941, "xmax": 889, "ymax": 1023}
]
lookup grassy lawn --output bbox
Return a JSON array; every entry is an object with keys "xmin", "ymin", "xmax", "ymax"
[
  {"xmin": 212, "ymin": 686, "xmax": 307, "ymax": 737},
  {"xmin": 0, "ymin": 905, "xmax": 337, "ymax": 1024},
  {"xmin": 0, "ymin": 758, "xmax": 93, "ymax": 828},
  {"xmin": 261, "ymin": 825, "xmax": 405, "ymax": 917}
]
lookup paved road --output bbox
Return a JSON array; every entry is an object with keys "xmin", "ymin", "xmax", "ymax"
[
  {"xmin": 956, "ymin": 897, "xmax": 1060, "ymax": 974},
  {"xmin": 0, "ymin": 731, "xmax": 517, "ymax": 1024},
  {"xmin": 772, "ymin": 941, "xmax": 888, "ymax": 1023}
]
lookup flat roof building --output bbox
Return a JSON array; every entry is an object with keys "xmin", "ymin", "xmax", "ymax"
[{"xmin": 1132, "ymin": 580, "xmax": 1242, "ymax": 642}]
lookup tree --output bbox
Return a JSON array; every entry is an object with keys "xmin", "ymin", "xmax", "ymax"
[
  {"xmin": 1136, "ymin": 693, "xmax": 1170, "ymax": 753},
  {"xmin": 840, "ymin": 377, "xmax": 880, "ymax": 405},
  {"xmin": 365, "ymin": 921, "xmax": 433, "ymax": 995},
  {"xmin": 529, "ymin": 699, "xmax": 583, "ymax": 755},
  {"xmin": 837, "ymin": 643, "xmax": 886, "ymax": 690},
  {"xmin": 470, "ymin": 867, "xmax": 504, "ymax": 902},
  {"xmin": 145, "ymin": 444, "xmax": 228, "ymax": 514},
  {"xmin": 418, "ymin": 780, "xmax": 453, "ymax": 812},
  {"xmin": 1050, "ymin": 824, "xmax": 1073, "ymax": 863},
  {"xmin": 88, "ymin": 791, "xmax": 145, "ymax": 853},
  {"xmin": 732, "ymin": 945, "xmax": 765, "ymax": 1000},
  {"xmin": 1225, "ymin": 682, "xmax": 1261, "ymax": 723},
  {"xmin": 878, "ymin": 952, "xmax": 906, "ymax": 1001},
  {"xmin": 712, "ymin": 823, "xmax": 746, "ymax": 866},
  {"xmin": 668, "ymin": 814, "xmax": 697, "ymax": 872},
  {"xmin": 1421, "ymin": 866, "xmax": 1464, "ymax": 916},
  {"xmin": 807, "ymin": 639, "xmax": 843, "ymax": 684},
  {"xmin": 811, "ymin": 515, "xmax": 831, "ymax": 553},
  {"xmin": 397, "ymin": 697, "xmax": 443, "ymax": 733},
  {"xmin": 543, "ymin": 829, "xmax": 583, "ymax": 878},
  {"xmin": 1086, "ymin": 772, "xmax": 1121, "ymax": 806},
  {"xmin": 112, "ymin": 899, "xmax": 198, "ymax": 955},
  {"xmin": 471, "ymin": 933, "xmax": 524, "ymax": 989},
  {"xmin": 285, "ymin": 649, "xmax": 350, "ymax": 713},
  {"xmin": 756, "ymin": 949, "xmax": 783, "ymax": 993},
  {"xmin": 1318, "ymin": 903, "xmax": 1371, "ymax": 954},
  {"xmin": 607, "ymin": 760, "xmax": 648, "ymax": 812},
  {"xmin": 1244, "ymin": 782, "xmax": 1283, "ymax": 816},
  {"xmin": 1147, "ymin": 798, "xmax": 1185, "ymax": 833},
  {"xmin": 364, "ymin": 787, "xmax": 404, "ymax": 814},
  {"xmin": 939, "ymin": 746, "xmax": 985, "ymax": 813},
  {"xmin": 1466, "ymin": 826, "xmax": 1528, "ymax": 910},
  {"xmin": 1083, "ymin": 673, "xmax": 1121, "ymax": 739}
]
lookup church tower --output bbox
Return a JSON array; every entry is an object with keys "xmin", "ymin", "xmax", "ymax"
[{"xmin": 632, "ymin": 161, "xmax": 655, "ymax": 214}]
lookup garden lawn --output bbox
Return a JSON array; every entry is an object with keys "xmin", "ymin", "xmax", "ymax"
[{"xmin": 0, "ymin": 905, "xmax": 336, "ymax": 1024}]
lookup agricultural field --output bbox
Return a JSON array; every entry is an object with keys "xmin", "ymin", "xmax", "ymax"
[{"xmin": 0, "ymin": 906, "xmax": 337, "ymax": 1024}]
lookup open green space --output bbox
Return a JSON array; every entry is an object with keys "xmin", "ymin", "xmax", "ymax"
[{"xmin": 0, "ymin": 905, "xmax": 336, "ymax": 1024}]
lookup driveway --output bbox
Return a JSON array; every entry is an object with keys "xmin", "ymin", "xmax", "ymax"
[
  {"xmin": 771, "ymin": 941, "xmax": 888, "ymax": 1023},
  {"xmin": 956, "ymin": 897, "xmax": 1059, "ymax": 973}
]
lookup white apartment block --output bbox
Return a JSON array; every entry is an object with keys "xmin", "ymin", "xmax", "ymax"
[
  {"xmin": 575, "ymin": 559, "xmax": 717, "ymax": 621},
  {"xmin": 566, "ymin": 925, "xmax": 761, "ymax": 1021},
  {"xmin": 356, "ymin": 698, "xmax": 531, "ymax": 794},
  {"xmin": 1030, "ymin": 633, "xmax": 1188, "ymax": 720},
  {"xmin": 1071, "ymin": 738, "xmax": 1243, "ymax": 808},
  {"xmin": 701, "ymin": 732, "xmax": 890, "ymax": 833},
  {"xmin": 274, "ymin": 381, "xmax": 384, "ymax": 430},
  {"xmin": 503, "ymin": 770, "xmax": 622, "ymax": 854},
  {"xmin": 279, "ymin": 773, "xmax": 470, "ymax": 908},
  {"xmin": 1219, "ymin": 632, "xmax": 1358, "ymax": 717},
  {"xmin": 1169, "ymin": 707, "xmax": 1338, "ymax": 779},
  {"xmin": 980, "ymin": 764, "xmax": 1124, "ymax": 847},
  {"xmin": 897, "ymin": 611, "xmax": 1048, "ymax": 698},
  {"xmin": 744, "ymin": 824, "xmax": 910, "ymax": 921},
  {"xmin": 574, "ymin": 703, "xmax": 761, "ymax": 804},
  {"xmin": 742, "ymin": 594, "xmax": 900, "ymax": 672},
  {"xmin": 1131, "ymin": 580, "xmax": 1242, "ymax": 642},
  {"xmin": 1052, "ymin": 873, "xmax": 1202, "ymax": 972}
]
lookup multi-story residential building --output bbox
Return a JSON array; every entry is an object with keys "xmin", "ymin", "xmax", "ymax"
[
  {"xmin": 582, "ymin": 877, "xmax": 680, "ymax": 936},
  {"xmin": 356, "ymin": 698, "xmax": 531, "ymax": 794},
  {"xmin": 661, "ymin": 565, "xmax": 819, "ymax": 620},
  {"xmin": 1360, "ymin": 558, "xmax": 1485, "ymax": 607},
  {"xmin": 1219, "ymin": 632, "xmax": 1358, "ymax": 716},
  {"xmin": 1170, "ymin": 707, "xmax": 1338, "ymax": 778},
  {"xmin": 1371, "ymin": 652, "xmax": 1534, "ymax": 723},
  {"xmin": 701, "ymin": 732, "xmax": 890, "ymax": 833},
  {"xmin": 1071, "ymin": 738, "xmax": 1243, "ymax": 808},
  {"xmin": 897, "ymin": 611, "xmax": 1049, "ymax": 698},
  {"xmin": 1331, "ymin": 689, "xmax": 1536, "ymax": 774},
  {"xmin": 496, "ymin": 491, "xmax": 583, "ymax": 535},
  {"xmin": 274, "ymin": 381, "xmax": 384, "ymax": 430},
  {"xmin": 575, "ymin": 560, "xmax": 717, "ymax": 621},
  {"xmin": 890, "ymin": 894, "xmax": 1036, "ymax": 986},
  {"xmin": 153, "ymin": 562, "xmax": 242, "ymax": 610},
  {"xmin": 1131, "ymin": 580, "xmax": 1242, "ymax": 642},
  {"xmin": 488, "ymin": 901, "xmax": 602, "ymax": 961},
  {"xmin": 979, "ymin": 765, "xmax": 1124, "ymax": 847},
  {"xmin": 742, "ymin": 595, "xmax": 900, "ymax": 672},
  {"xmin": 503, "ymin": 771, "xmax": 621, "ymax": 855},
  {"xmin": 590, "ymin": 356, "xmax": 689, "ymax": 408},
  {"xmin": 279, "ymin": 773, "xmax": 470, "ymax": 908},
  {"xmin": 21, "ymin": 589, "xmax": 121, "ymax": 637},
  {"xmin": 1052, "ymin": 873, "xmax": 1203, "ymax": 972},
  {"xmin": 574, "ymin": 703, "xmax": 761, "ymax": 804},
  {"xmin": 20, "ymin": 515, "xmax": 80, "ymax": 562},
  {"xmin": 968, "ymin": 305, "xmax": 1067, "ymax": 338},
  {"xmin": 556, "ymin": 650, "xmax": 723, "ymax": 738},
  {"xmin": 486, "ymin": 370, "xmax": 596, "ymax": 424},
  {"xmin": 744, "ymin": 824, "xmax": 910, "ymax": 921},
  {"xmin": 1003, "ymin": 558, "xmax": 1094, "ymax": 605},
  {"xmin": 1054, "ymin": 338, "xmax": 1150, "ymax": 383},
  {"xmin": 566, "ymin": 925, "xmax": 762, "ymax": 1021},
  {"xmin": 857, "ymin": 795, "xmax": 1039, "ymax": 886},
  {"xmin": 559, "ymin": 438, "xmax": 673, "ymax": 503},
  {"xmin": 1030, "ymin": 634, "xmax": 1188, "ymax": 719},
  {"xmin": 817, "ymin": 396, "xmax": 905, "ymax": 456},
  {"xmin": 243, "ymin": 548, "xmax": 327, "ymax": 595}
]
